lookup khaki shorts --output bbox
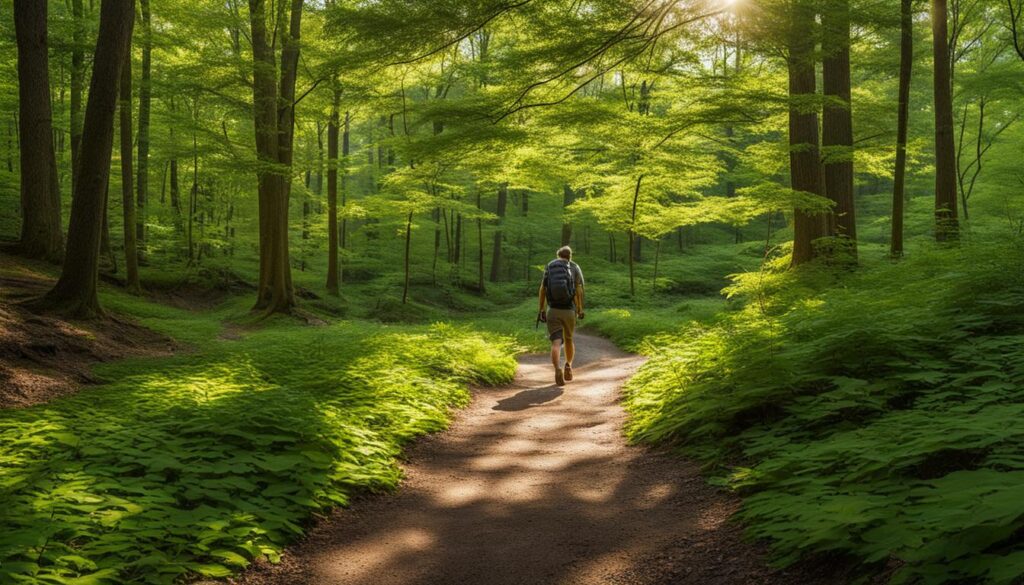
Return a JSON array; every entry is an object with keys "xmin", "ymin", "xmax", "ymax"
[{"xmin": 546, "ymin": 308, "xmax": 576, "ymax": 343}]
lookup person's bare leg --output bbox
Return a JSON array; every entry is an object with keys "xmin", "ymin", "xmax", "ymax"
[
  {"xmin": 563, "ymin": 336, "xmax": 575, "ymax": 381},
  {"xmin": 551, "ymin": 338, "xmax": 565, "ymax": 386}
]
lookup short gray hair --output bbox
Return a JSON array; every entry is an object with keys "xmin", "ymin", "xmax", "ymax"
[{"xmin": 557, "ymin": 246, "xmax": 572, "ymax": 260}]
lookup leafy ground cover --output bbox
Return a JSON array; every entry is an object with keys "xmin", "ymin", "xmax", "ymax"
[
  {"xmin": 0, "ymin": 296, "xmax": 517, "ymax": 584},
  {"xmin": 622, "ymin": 239, "xmax": 1024, "ymax": 584}
]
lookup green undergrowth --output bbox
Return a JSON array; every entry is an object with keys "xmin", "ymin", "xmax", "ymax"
[
  {"xmin": 623, "ymin": 239, "xmax": 1024, "ymax": 584},
  {"xmin": 0, "ymin": 312, "xmax": 517, "ymax": 584}
]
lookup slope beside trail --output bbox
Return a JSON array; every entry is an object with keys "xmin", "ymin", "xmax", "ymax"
[{"xmin": 237, "ymin": 333, "xmax": 839, "ymax": 585}]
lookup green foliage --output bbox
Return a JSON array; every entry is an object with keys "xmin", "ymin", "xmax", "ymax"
[
  {"xmin": 622, "ymin": 239, "xmax": 1024, "ymax": 583},
  {"xmin": 0, "ymin": 307, "xmax": 516, "ymax": 584}
]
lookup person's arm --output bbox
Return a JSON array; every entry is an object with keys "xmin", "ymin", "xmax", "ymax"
[
  {"xmin": 538, "ymin": 283, "xmax": 547, "ymax": 321},
  {"xmin": 574, "ymin": 265, "xmax": 585, "ymax": 318}
]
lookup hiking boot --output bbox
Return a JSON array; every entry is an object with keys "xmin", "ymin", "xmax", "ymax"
[
  {"xmin": 555, "ymin": 367, "xmax": 565, "ymax": 387},
  {"xmin": 564, "ymin": 364, "xmax": 573, "ymax": 382}
]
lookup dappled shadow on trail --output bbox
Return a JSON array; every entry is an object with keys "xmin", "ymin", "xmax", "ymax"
[{"xmin": 239, "ymin": 334, "xmax": 843, "ymax": 585}]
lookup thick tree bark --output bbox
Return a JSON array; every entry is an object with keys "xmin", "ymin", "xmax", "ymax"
[
  {"xmin": 822, "ymin": 0, "xmax": 857, "ymax": 253},
  {"xmin": 14, "ymin": 0, "xmax": 64, "ymax": 262},
  {"xmin": 560, "ymin": 185, "xmax": 575, "ymax": 246},
  {"xmin": 932, "ymin": 0, "xmax": 959, "ymax": 239},
  {"xmin": 249, "ymin": 0, "xmax": 302, "ymax": 313},
  {"xmin": 119, "ymin": 47, "xmax": 140, "ymax": 293},
  {"xmin": 326, "ymin": 89, "xmax": 339, "ymax": 295},
  {"xmin": 41, "ymin": 0, "xmax": 134, "ymax": 318},
  {"xmin": 788, "ymin": 0, "xmax": 827, "ymax": 266},
  {"xmin": 892, "ymin": 0, "xmax": 913, "ymax": 257},
  {"xmin": 489, "ymin": 183, "xmax": 508, "ymax": 282},
  {"xmin": 136, "ymin": 0, "xmax": 152, "ymax": 257}
]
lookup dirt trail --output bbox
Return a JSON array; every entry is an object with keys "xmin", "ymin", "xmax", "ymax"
[{"xmin": 239, "ymin": 333, "xmax": 836, "ymax": 585}]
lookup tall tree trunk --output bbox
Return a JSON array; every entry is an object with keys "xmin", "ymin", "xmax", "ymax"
[
  {"xmin": 341, "ymin": 110, "xmax": 349, "ymax": 250},
  {"xmin": 454, "ymin": 213, "xmax": 462, "ymax": 265},
  {"xmin": 101, "ymin": 185, "xmax": 116, "ymax": 273},
  {"xmin": 788, "ymin": 0, "xmax": 827, "ymax": 266},
  {"xmin": 477, "ymin": 191, "xmax": 486, "ymax": 294},
  {"xmin": 652, "ymin": 239, "xmax": 661, "ymax": 294},
  {"xmin": 70, "ymin": 0, "xmax": 84, "ymax": 194},
  {"xmin": 402, "ymin": 211, "xmax": 412, "ymax": 303},
  {"xmin": 326, "ymin": 89, "xmax": 339, "ymax": 295},
  {"xmin": 169, "ymin": 156, "xmax": 180, "ymax": 223},
  {"xmin": 135, "ymin": 0, "xmax": 151, "ymax": 258},
  {"xmin": 41, "ymin": 0, "xmax": 134, "ymax": 318},
  {"xmin": 315, "ymin": 121, "xmax": 324, "ymax": 200},
  {"xmin": 187, "ymin": 107, "xmax": 198, "ymax": 262},
  {"xmin": 892, "ymin": 0, "xmax": 913, "ymax": 257},
  {"xmin": 628, "ymin": 175, "xmax": 643, "ymax": 297},
  {"xmin": 249, "ymin": 0, "xmax": 302, "ymax": 313},
  {"xmin": 822, "ymin": 0, "xmax": 857, "ymax": 255},
  {"xmin": 14, "ymin": 0, "xmax": 63, "ymax": 262},
  {"xmin": 489, "ymin": 182, "xmax": 508, "ymax": 282},
  {"xmin": 432, "ymin": 206, "xmax": 441, "ymax": 284},
  {"xmin": 932, "ymin": 0, "xmax": 959, "ymax": 240},
  {"xmin": 119, "ymin": 46, "xmax": 140, "ymax": 293},
  {"xmin": 560, "ymin": 184, "xmax": 575, "ymax": 246}
]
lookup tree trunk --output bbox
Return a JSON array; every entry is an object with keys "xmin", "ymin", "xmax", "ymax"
[
  {"xmin": 135, "ymin": 0, "xmax": 151, "ymax": 259},
  {"xmin": 628, "ymin": 175, "xmax": 643, "ymax": 297},
  {"xmin": 892, "ymin": 0, "xmax": 913, "ymax": 257},
  {"xmin": 41, "ymin": 0, "xmax": 134, "ymax": 318},
  {"xmin": 101, "ymin": 185, "xmax": 116, "ymax": 274},
  {"xmin": 326, "ymin": 89, "xmax": 339, "ymax": 295},
  {"xmin": 249, "ymin": 0, "xmax": 301, "ymax": 313},
  {"xmin": 788, "ymin": 0, "xmax": 827, "ymax": 266},
  {"xmin": 560, "ymin": 184, "xmax": 575, "ymax": 246},
  {"xmin": 822, "ymin": 0, "xmax": 857, "ymax": 254},
  {"xmin": 652, "ymin": 239, "xmax": 661, "ymax": 294},
  {"xmin": 432, "ymin": 207, "xmax": 441, "ymax": 284},
  {"xmin": 402, "ymin": 211, "xmax": 412, "ymax": 304},
  {"xmin": 489, "ymin": 182, "xmax": 508, "ymax": 282},
  {"xmin": 119, "ymin": 46, "xmax": 140, "ymax": 293},
  {"xmin": 14, "ymin": 0, "xmax": 64, "ymax": 262},
  {"xmin": 70, "ymin": 0, "xmax": 84, "ymax": 194},
  {"xmin": 169, "ymin": 156, "xmax": 180, "ymax": 222},
  {"xmin": 341, "ymin": 110, "xmax": 349, "ymax": 250},
  {"xmin": 477, "ymin": 191, "xmax": 486, "ymax": 294},
  {"xmin": 188, "ymin": 108, "xmax": 198, "ymax": 262},
  {"xmin": 932, "ymin": 0, "xmax": 959, "ymax": 240},
  {"xmin": 454, "ymin": 213, "xmax": 462, "ymax": 265}
]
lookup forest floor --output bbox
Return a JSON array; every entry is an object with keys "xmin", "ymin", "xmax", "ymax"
[
  {"xmin": 234, "ymin": 333, "xmax": 841, "ymax": 585},
  {"xmin": 0, "ymin": 254, "xmax": 175, "ymax": 408}
]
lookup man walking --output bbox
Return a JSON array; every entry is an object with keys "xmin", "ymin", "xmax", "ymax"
[{"xmin": 538, "ymin": 246, "xmax": 585, "ymax": 386}]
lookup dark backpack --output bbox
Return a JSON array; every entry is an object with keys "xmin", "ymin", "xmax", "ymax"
[{"xmin": 545, "ymin": 259, "xmax": 576, "ymax": 308}]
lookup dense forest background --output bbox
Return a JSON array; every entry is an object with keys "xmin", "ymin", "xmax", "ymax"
[
  {"xmin": 6, "ymin": 0, "xmax": 1024, "ymax": 315},
  {"xmin": 4, "ymin": 0, "xmax": 1024, "ymax": 583}
]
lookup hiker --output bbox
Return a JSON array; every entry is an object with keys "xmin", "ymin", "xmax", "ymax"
[{"xmin": 538, "ymin": 246, "xmax": 585, "ymax": 386}]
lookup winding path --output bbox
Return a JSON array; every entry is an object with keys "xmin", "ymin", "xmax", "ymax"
[{"xmin": 238, "ymin": 333, "xmax": 834, "ymax": 585}]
